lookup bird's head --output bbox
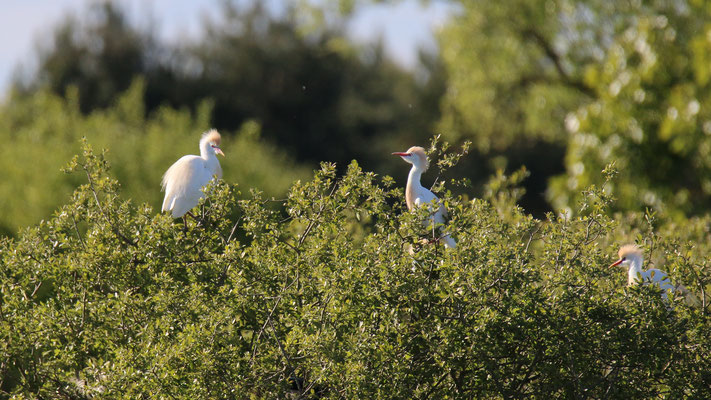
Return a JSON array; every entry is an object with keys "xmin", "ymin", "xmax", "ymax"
[
  {"xmin": 392, "ymin": 146, "xmax": 429, "ymax": 171},
  {"xmin": 201, "ymin": 129, "xmax": 225, "ymax": 156},
  {"xmin": 610, "ymin": 244, "xmax": 643, "ymax": 269}
]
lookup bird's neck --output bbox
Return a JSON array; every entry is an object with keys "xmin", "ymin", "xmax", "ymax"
[
  {"xmin": 199, "ymin": 141, "xmax": 214, "ymax": 161},
  {"xmin": 405, "ymin": 165, "xmax": 424, "ymax": 210},
  {"xmin": 627, "ymin": 256, "xmax": 644, "ymax": 285}
]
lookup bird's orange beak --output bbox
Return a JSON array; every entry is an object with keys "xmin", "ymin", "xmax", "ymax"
[
  {"xmin": 392, "ymin": 152, "xmax": 410, "ymax": 157},
  {"xmin": 609, "ymin": 259, "xmax": 624, "ymax": 268},
  {"xmin": 213, "ymin": 146, "xmax": 225, "ymax": 156}
]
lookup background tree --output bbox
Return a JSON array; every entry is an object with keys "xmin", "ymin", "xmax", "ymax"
[
  {"xmin": 435, "ymin": 0, "xmax": 711, "ymax": 217},
  {"xmin": 434, "ymin": 0, "xmax": 593, "ymax": 215},
  {"xmin": 27, "ymin": 2, "xmax": 155, "ymax": 113},
  {"xmin": 16, "ymin": 0, "xmax": 445, "ymax": 178},
  {"xmin": 548, "ymin": 0, "xmax": 711, "ymax": 216},
  {"xmin": 11, "ymin": 0, "xmax": 711, "ymax": 225}
]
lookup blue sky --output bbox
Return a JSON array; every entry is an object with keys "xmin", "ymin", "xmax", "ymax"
[{"xmin": 0, "ymin": 0, "xmax": 455, "ymax": 93}]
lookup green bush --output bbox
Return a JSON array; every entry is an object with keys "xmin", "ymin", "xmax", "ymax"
[{"xmin": 1, "ymin": 141, "xmax": 710, "ymax": 398}]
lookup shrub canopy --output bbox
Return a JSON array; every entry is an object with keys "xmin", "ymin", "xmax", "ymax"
[{"xmin": 1, "ymin": 141, "xmax": 710, "ymax": 398}]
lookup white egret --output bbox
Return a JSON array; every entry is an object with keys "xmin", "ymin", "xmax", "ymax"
[
  {"xmin": 161, "ymin": 129, "xmax": 224, "ymax": 222},
  {"xmin": 393, "ymin": 146, "xmax": 456, "ymax": 249},
  {"xmin": 610, "ymin": 244, "xmax": 683, "ymax": 300}
]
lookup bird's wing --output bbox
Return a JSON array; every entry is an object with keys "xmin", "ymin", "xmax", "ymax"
[
  {"xmin": 414, "ymin": 187, "xmax": 449, "ymax": 224},
  {"xmin": 161, "ymin": 156, "xmax": 204, "ymax": 211},
  {"xmin": 412, "ymin": 185, "xmax": 456, "ymax": 248},
  {"xmin": 643, "ymin": 269, "xmax": 675, "ymax": 291},
  {"xmin": 413, "ymin": 187, "xmax": 438, "ymax": 208}
]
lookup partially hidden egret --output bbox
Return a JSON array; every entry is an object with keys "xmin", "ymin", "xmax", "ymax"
[
  {"xmin": 161, "ymin": 129, "xmax": 224, "ymax": 222},
  {"xmin": 393, "ymin": 146, "xmax": 456, "ymax": 249},
  {"xmin": 610, "ymin": 244, "xmax": 685, "ymax": 300}
]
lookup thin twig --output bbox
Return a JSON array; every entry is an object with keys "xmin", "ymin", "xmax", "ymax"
[
  {"xmin": 71, "ymin": 214, "xmax": 87, "ymax": 250},
  {"xmin": 524, "ymin": 224, "xmax": 541, "ymax": 254},
  {"xmin": 297, "ymin": 183, "xmax": 336, "ymax": 248},
  {"xmin": 83, "ymin": 166, "xmax": 137, "ymax": 247},
  {"xmin": 251, "ymin": 296, "xmax": 282, "ymax": 364},
  {"xmin": 30, "ymin": 281, "xmax": 43, "ymax": 298},
  {"xmin": 250, "ymin": 277, "xmax": 299, "ymax": 364},
  {"xmin": 226, "ymin": 216, "xmax": 243, "ymax": 243},
  {"xmin": 268, "ymin": 318, "xmax": 298, "ymax": 390}
]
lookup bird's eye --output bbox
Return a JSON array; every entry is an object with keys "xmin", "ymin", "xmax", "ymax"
[{"xmin": 621, "ymin": 257, "xmax": 626, "ymax": 261}]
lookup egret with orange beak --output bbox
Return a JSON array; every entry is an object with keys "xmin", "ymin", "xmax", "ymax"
[{"xmin": 610, "ymin": 244, "xmax": 681, "ymax": 300}]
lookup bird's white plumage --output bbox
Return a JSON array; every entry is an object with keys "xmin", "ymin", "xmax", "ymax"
[
  {"xmin": 611, "ymin": 245, "xmax": 680, "ymax": 300},
  {"xmin": 637, "ymin": 268, "xmax": 675, "ymax": 291},
  {"xmin": 161, "ymin": 130, "xmax": 224, "ymax": 218},
  {"xmin": 413, "ymin": 186, "xmax": 451, "ymax": 236},
  {"xmin": 394, "ymin": 146, "xmax": 456, "ymax": 249}
]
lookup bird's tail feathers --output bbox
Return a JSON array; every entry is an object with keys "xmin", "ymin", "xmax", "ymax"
[{"xmin": 161, "ymin": 195, "xmax": 176, "ymax": 214}]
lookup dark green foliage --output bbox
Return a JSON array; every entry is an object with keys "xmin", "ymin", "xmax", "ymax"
[{"xmin": 1, "ymin": 142, "xmax": 710, "ymax": 398}]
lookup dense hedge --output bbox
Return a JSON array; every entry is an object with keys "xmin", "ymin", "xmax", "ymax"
[{"xmin": 1, "ymin": 142, "xmax": 710, "ymax": 398}]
